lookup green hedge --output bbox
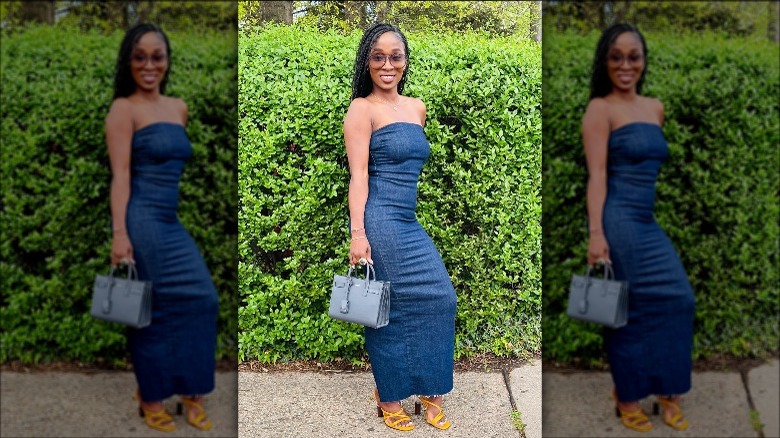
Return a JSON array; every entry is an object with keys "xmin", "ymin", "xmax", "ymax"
[
  {"xmin": 238, "ymin": 24, "xmax": 542, "ymax": 363},
  {"xmin": 0, "ymin": 25, "xmax": 238, "ymax": 364},
  {"xmin": 542, "ymin": 30, "xmax": 780, "ymax": 364}
]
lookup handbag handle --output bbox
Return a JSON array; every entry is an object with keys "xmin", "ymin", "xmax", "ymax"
[
  {"xmin": 109, "ymin": 260, "xmax": 139, "ymax": 280},
  {"xmin": 579, "ymin": 261, "xmax": 614, "ymax": 314},
  {"xmin": 585, "ymin": 260, "xmax": 615, "ymax": 281}
]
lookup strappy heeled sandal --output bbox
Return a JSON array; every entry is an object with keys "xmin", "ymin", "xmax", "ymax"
[
  {"xmin": 612, "ymin": 389, "xmax": 653, "ymax": 432},
  {"xmin": 181, "ymin": 396, "xmax": 213, "ymax": 431},
  {"xmin": 418, "ymin": 396, "xmax": 452, "ymax": 430},
  {"xmin": 657, "ymin": 396, "xmax": 689, "ymax": 431},
  {"xmin": 135, "ymin": 389, "xmax": 177, "ymax": 432},
  {"xmin": 373, "ymin": 388, "xmax": 414, "ymax": 431}
]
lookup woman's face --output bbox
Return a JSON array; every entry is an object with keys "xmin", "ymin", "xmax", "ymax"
[
  {"xmin": 130, "ymin": 31, "xmax": 168, "ymax": 93},
  {"xmin": 606, "ymin": 31, "xmax": 644, "ymax": 93},
  {"xmin": 368, "ymin": 32, "xmax": 406, "ymax": 93}
]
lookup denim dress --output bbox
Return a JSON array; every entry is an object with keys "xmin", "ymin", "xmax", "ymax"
[
  {"xmin": 363, "ymin": 122, "xmax": 458, "ymax": 401},
  {"xmin": 126, "ymin": 122, "xmax": 219, "ymax": 402},
  {"xmin": 602, "ymin": 122, "xmax": 695, "ymax": 401}
]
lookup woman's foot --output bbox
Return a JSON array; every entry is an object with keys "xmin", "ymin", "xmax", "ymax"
[
  {"xmin": 418, "ymin": 395, "xmax": 451, "ymax": 430},
  {"xmin": 181, "ymin": 395, "xmax": 213, "ymax": 431},
  {"xmin": 136, "ymin": 390, "xmax": 176, "ymax": 432},
  {"xmin": 374, "ymin": 388, "xmax": 414, "ymax": 431},
  {"xmin": 657, "ymin": 395, "xmax": 689, "ymax": 431},
  {"xmin": 612, "ymin": 389, "xmax": 652, "ymax": 432}
]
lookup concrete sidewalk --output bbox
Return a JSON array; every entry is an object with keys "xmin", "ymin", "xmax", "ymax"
[
  {"xmin": 542, "ymin": 359, "xmax": 779, "ymax": 438},
  {"xmin": 238, "ymin": 360, "xmax": 542, "ymax": 438},
  {"xmin": 0, "ymin": 371, "xmax": 238, "ymax": 437}
]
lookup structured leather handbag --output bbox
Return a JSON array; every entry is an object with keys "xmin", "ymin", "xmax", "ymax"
[
  {"xmin": 328, "ymin": 263, "xmax": 390, "ymax": 329},
  {"xmin": 90, "ymin": 262, "xmax": 152, "ymax": 328},
  {"xmin": 567, "ymin": 261, "xmax": 628, "ymax": 328}
]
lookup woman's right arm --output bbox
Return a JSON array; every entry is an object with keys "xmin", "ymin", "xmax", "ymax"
[
  {"xmin": 582, "ymin": 98, "xmax": 611, "ymax": 266},
  {"xmin": 344, "ymin": 99, "xmax": 373, "ymax": 267},
  {"xmin": 105, "ymin": 99, "xmax": 135, "ymax": 265}
]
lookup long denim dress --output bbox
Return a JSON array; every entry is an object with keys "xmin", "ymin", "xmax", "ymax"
[
  {"xmin": 126, "ymin": 122, "xmax": 219, "ymax": 402},
  {"xmin": 363, "ymin": 122, "xmax": 458, "ymax": 401},
  {"xmin": 602, "ymin": 122, "xmax": 695, "ymax": 402}
]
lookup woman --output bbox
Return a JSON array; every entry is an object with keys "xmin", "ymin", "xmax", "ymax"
[
  {"xmin": 343, "ymin": 23, "xmax": 457, "ymax": 432},
  {"xmin": 106, "ymin": 23, "xmax": 218, "ymax": 432},
  {"xmin": 583, "ymin": 23, "xmax": 695, "ymax": 432}
]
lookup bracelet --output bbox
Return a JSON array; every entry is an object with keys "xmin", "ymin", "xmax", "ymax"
[
  {"xmin": 589, "ymin": 228, "xmax": 603, "ymax": 234},
  {"xmin": 350, "ymin": 227, "xmax": 365, "ymax": 233},
  {"xmin": 351, "ymin": 235, "xmax": 367, "ymax": 241},
  {"xmin": 113, "ymin": 228, "xmax": 126, "ymax": 235}
]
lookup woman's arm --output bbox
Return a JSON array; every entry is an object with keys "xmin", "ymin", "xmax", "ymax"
[
  {"xmin": 582, "ymin": 98, "xmax": 611, "ymax": 265},
  {"xmin": 106, "ymin": 99, "xmax": 135, "ymax": 265},
  {"xmin": 344, "ymin": 98, "xmax": 373, "ymax": 266}
]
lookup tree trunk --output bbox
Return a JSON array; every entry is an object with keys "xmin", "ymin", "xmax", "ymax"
[
  {"xmin": 532, "ymin": 1, "xmax": 542, "ymax": 42},
  {"xmin": 18, "ymin": 1, "xmax": 55, "ymax": 24},
  {"xmin": 260, "ymin": 1, "xmax": 293, "ymax": 25},
  {"xmin": 344, "ymin": 1, "xmax": 363, "ymax": 29},
  {"xmin": 375, "ymin": 0, "xmax": 390, "ymax": 25},
  {"xmin": 770, "ymin": 0, "xmax": 780, "ymax": 43}
]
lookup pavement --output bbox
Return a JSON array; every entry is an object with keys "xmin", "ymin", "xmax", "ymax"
[
  {"xmin": 1, "ymin": 358, "xmax": 776, "ymax": 438},
  {"xmin": 542, "ymin": 359, "xmax": 779, "ymax": 438}
]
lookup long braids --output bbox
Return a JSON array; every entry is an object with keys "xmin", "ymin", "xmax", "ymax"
[{"xmin": 350, "ymin": 23, "xmax": 410, "ymax": 101}]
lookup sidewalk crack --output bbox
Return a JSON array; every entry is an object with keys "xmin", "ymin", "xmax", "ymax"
[
  {"xmin": 740, "ymin": 368, "xmax": 765, "ymax": 438},
  {"xmin": 502, "ymin": 367, "xmax": 526, "ymax": 438}
]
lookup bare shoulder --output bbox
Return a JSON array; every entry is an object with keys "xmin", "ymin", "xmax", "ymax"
[
  {"xmin": 583, "ymin": 97, "xmax": 610, "ymax": 125},
  {"xmin": 642, "ymin": 96, "xmax": 664, "ymax": 123},
  {"xmin": 106, "ymin": 98, "xmax": 134, "ymax": 127},
  {"xmin": 344, "ymin": 97, "xmax": 372, "ymax": 123}
]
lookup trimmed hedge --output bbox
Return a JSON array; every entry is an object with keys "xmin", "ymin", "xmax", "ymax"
[
  {"xmin": 542, "ymin": 30, "xmax": 780, "ymax": 364},
  {"xmin": 238, "ymin": 24, "xmax": 542, "ymax": 363},
  {"xmin": 0, "ymin": 25, "xmax": 238, "ymax": 364}
]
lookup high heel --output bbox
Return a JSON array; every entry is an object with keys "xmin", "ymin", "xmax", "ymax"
[
  {"xmin": 373, "ymin": 388, "xmax": 414, "ymax": 431},
  {"xmin": 418, "ymin": 396, "xmax": 451, "ymax": 430},
  {"xmin": 181, "ymin": 396, "xmax": 213, "ymax": 431},
  {"xmin": 134, "ymin": 389, "xmax": 176, "ymax": 432},
  {"xmin": 657, "ymin": 396, "xmax": 689, "ymax": 431},
  {"xmin": 612, "ymin": 389, "xmax": 652, "ymax": 432}
]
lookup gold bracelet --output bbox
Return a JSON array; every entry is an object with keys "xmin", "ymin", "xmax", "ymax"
[
  {"xmin": 351, "ymin": 235, "xmax": 367, "ymax": 241},
  {"xmin": 589, "ymin": 228, "xmax": 603, "ymax": 235},
  {"xmin": 351, "ymin": 227, "xmax": 365, "ymax": 233},
  {"xmin": 113, "ymin": 228, "xmax": 127, "ymax": 235}
]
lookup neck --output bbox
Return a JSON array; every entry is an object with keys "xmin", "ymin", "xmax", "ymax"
[
  {"xmin": 132, "ymin": 88, "xmax": 163, "ymax": 101},
  {"xmin": 609, "ymin": 87, "xmax": 639, "ymax": 101},
  {"xmin": 371, "ymin": 88, "xmax": 400, "ymax": 101}
]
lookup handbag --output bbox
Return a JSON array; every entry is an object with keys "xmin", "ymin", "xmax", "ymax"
[
  {"xmin": 567, "ymin": 261, "xmax": 628, "ymax": 328},
  {"xmin": 90, "ymin": 262, "xmax": 152, "ymax": 328},
  {"xmin": 328, "ymin": 263, "xmax": 390, "ymax": 329}
]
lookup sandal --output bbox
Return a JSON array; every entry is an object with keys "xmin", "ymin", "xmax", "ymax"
[
  {"xmin": 373, "ymin": 388, "xmax": 414, "ymax": 431},
  {"xmin": 135, "ymin": 389, "xmax": 176, "ymax": 432},
  {"xmin": 181, "ymin": 396, "xmax": 213, "ymax": 431},
  {"xmin": 418, "ymin": 396, "xmax": 451, "ymax": 430},
  {"xmin": 657, "ymin": 396, "xmax": 689, "ymax": 431},
  {"xmin": 612, "ymin": 389, "xmax": 653, "ymax": 432}
]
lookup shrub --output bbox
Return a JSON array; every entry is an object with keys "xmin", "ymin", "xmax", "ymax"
[
  {"xmin": 0, "ymin": 25, "xmax": 238, "ymax": 364},
  {"xmin": 542, "ymin": 30, "xmax": 779, "ymax": 364},
  {"xmin": 238, "ymin": 24, "xmax": 542, "ymax": 363}
]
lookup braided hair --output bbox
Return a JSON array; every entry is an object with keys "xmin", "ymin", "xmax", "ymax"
[
  {"xmin": 589, "ymin": 23, "xmax": 648, "ymax": 100},
  {"xmin": 113, "ymin": 23, "xmax": 171, "ymax": 99},
  {"xmin": 350, "ymin": 23, "xmax": 410, "ymax": 101}
]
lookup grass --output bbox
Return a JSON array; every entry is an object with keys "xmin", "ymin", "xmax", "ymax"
[{"xmin": 511, "ymin": 409, "xmax": 526, "ymax": 433}]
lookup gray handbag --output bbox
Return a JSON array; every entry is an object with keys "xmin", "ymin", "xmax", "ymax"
[
  {"xmin": 90, "ymin": 262, "xmax": 152, "ymax": 328},
  {"xmin": 567, "ymin": 262, "xmax": 628, "ymax": 328},
  {"xmin": 328, "ymin": 263, "xmax": 390, "ymax": 329}
]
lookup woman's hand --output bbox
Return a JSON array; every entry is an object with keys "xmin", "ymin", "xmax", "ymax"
[
  {"xmin": 111, "ymin": 234, "xmax": 135, "ymax": 266},
  {"xmin": 587, "ymin": 233, "xmax": 610, "ymax": 266},
  {"xmin": 349, "ymin": 236, "xmax": 373, "ymax": 267}
]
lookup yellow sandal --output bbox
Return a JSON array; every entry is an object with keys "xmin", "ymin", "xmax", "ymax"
[
  {"xmin": 418, "ymin": 396, "xmax": 452, "ymax": 430},
  {"xmin": 657, "ymin": 396, "xmax": 689, "ymax": 431},
  {"xmin": 181, "ymin": 397, "xmax": 213, "ymax": 431},
  {"xmin": 373, "ymin": 389, "xmax": 414, "ymax": 431},
  {"xmin": 612, "ymin": 389, "xmax": 653, "ymax": 432},
  {"xmin": 135, "ymin": 390, "xmax": 177, "ymax": 432}
]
